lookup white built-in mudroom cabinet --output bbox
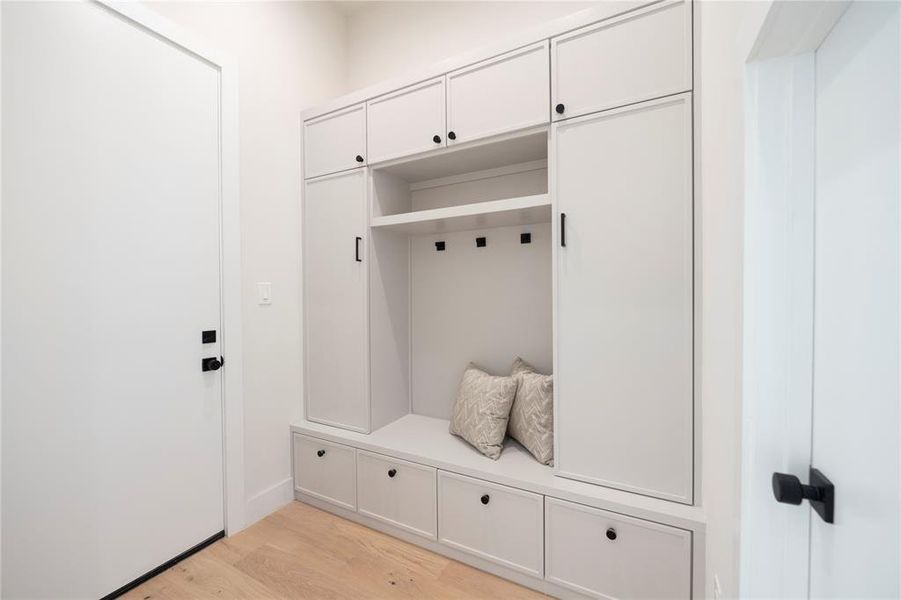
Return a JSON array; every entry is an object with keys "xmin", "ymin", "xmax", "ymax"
[{"xmin": 293, "ymin": 1, "xmax": 704, "ymax": 597}]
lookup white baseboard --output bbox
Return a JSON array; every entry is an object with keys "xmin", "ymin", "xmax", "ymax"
[{"xmin": 245, "ymin": 477, "xmax": 294, "ymax": 526}]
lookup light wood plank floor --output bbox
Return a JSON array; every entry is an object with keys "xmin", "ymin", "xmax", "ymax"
[{"xmin": 124, "ymin": 501, "xmax": 550, "ymax": 599}]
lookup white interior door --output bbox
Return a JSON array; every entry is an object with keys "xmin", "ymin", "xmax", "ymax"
[
  {"xmin": 2, "ymin": 2, "xmax": 226, "ymax": 597},
  {"xmin": 807, "ymin": 2, "xmax": 899, "ymax": 596}
]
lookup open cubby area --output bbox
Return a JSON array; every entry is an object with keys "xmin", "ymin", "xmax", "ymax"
[
  {"xmin": 368, "ymin": 129, "xmax": 553, "ymax": 430},
  {"xmin": 409, "ymin": 224, "xmax": 552, "ymax": 418}
]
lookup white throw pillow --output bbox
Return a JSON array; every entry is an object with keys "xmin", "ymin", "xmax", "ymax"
[
  {"xmin": 448, "ymin": 363, "xmax": 518, "ymax": 460},
  {"xmin": 508, "ymin": 357, "xmax": 554, "ymax": 465}
]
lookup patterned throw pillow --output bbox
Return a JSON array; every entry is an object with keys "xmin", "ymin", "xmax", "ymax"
[
  {"xmin": 508, "ymin": 357, "xmax": 554, "ymax": 465},
  {"xmin": 448, "ymin": 363, "xmax": 518, "ymax": 460}
]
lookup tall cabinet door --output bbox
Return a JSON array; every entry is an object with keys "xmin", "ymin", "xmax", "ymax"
[
  {"xmin": 554, "ymin": 93, "xmax": 693, "ymax": 503},
  {"xmin": 304, "ymin": 169, "xmax": 369, "ymax": 432}
]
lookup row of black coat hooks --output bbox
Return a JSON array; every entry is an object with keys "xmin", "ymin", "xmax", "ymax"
[{"xmin": 434, "ymin": 232, "xmax": 531, "ymax": 252}]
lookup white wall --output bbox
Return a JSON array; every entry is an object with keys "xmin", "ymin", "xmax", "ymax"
[
  {"xmin": 343, "ymin": 1, "xmax": 596, "ymax": 91},
  {"xmin": 145, "ymin": 1, "xmax": 347, "ymax": 525},
  {"xmin": 696, "ymin": 2, "xmax": 771, "ymax": 597}
]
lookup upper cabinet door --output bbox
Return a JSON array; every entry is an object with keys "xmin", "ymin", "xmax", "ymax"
[
  {"xmin": 555, "ymin": 93, "xmax": 693, "ymax": 503},
  {"xmin": 367, "ymin": 77, "xmax": 446, "ymax": 164},
  {"xmin": 303, "ymin": 104, "xmax": 366, "ymax": 179},
  {"xmin": 447, "ymin": 41, "xmax": 549, "ymax": 145},
  {"xmin": 551, "ymin": 0, "xmax": 691, "ymax": 121}
]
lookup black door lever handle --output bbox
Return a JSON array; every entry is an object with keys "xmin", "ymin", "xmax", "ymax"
[
  {"xmin": 772, "ymin": 467, "xmax": 834, "ymax": 523},
  {"xmin": 202, "ymin": 357, "xmax": 224, "ymax": 372}
]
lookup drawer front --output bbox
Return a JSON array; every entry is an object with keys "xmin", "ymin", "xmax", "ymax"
[
  {"xmin": 545, "ymin": 498, "xmax": 692, "ymax": 599},
  {"xmin": 551, "ymin": 0, "xmax": 691, "ymax": 121},
  {"xmin": 438, "ymin": 471, "xmax": 543, "ymax": 577},
  {"xmin": 368, "ymin": 77, "xmax": 446, "ymax": 164},
  {"xmin": 357, "ymin": 450, "xmax": 437, "ymax": 539},
  {"xmin": 293, "ymin": 434, "xmax": 357, "ymax": 510},
  {"xmin": 447, "ymin": 41, "xmax": 549, "ymax": 144},
  {"xmin": 303, "ymin": 104, "xmax": 366, "ymax": 179}
]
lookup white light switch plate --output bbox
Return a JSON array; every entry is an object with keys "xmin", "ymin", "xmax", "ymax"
[{"xmin": 257, "ymin": 282, "xmax": 272, "ymax": 305}]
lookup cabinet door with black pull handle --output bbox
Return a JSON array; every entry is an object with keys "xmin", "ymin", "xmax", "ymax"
[{"xmin": 302, "ymin": 169, "xmax": 369, "ymax": 432}]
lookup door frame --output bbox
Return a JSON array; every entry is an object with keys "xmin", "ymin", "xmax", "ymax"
[
  {"xmin": 739, "ymin": 1, "xmax": 851, "ymax": 597},
  {"xmin": 0, "ymin": 0, "xmax": 246, "ymax": 546}
]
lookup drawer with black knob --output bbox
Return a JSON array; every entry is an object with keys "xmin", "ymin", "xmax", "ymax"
[
  {"xmin": 292, "ymin": 433, "xmax": 357, "ymax": 511},
  {"xmin": 437, "ymin": 470, "xmax": 543, "ymax": 578},
  {"xmin": 545, "ymin": 497, "xmax": 692, "ymax": 599},
  {"xmin": 356, "ymin": 450, "xmax": 437, "ymax": 540}
]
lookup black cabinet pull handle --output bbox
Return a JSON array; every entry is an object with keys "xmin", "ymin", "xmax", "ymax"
[
  {"xmin": 606, "ymin": 528, "xmax": 617, "ymax": 541},
  {"xmin": 555, "ymin": 103, "xmax": 565, "ymax": 115},
  {"xmin": 560, "ymin": 213, "xmax": 566, "ymax": 247},
  {"xmin": 388, "ymin": 468, "xmax": 397, "ymax": 478},
  {"xmin": 316, "ymin": 449, "xmax": 325, "ymax": 458},
  {"xmin": 355, "ymin": 236, "xmax": 362, "ymax": 262},
  {"xmin": 448, "ymin": 131, "xmax": 456, "ymax": 140},
  {"xmin": 355, "ymin": 155, "xmax": 364, "ymax": 163},
  {"xmin": 433, "ymin": 134, "xmax": 442, "ymax": 144},
  {"xmin": 480, "ymin": 494, "xmax": 490, "ymax": 505}
]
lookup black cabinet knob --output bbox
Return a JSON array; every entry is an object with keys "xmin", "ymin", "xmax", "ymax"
[
  {"xmin": 480, "ymin": 494, "xmax": 490, "ymax": 505},
  {"xmin": 448, "ymin": 131, "xmax": 456, "ymax": 140},
  {"xmin": 388, "ymin": 468, "xmax": 397, "ymax": 478},
  {"xmin": 355, "ymin": 155, "xmax": 364, "ymax": 163},
  {"xmin": 316, "ymin": 449, "xmax": 325, "ymax": 458},
  {"xmin": 606, "ymin": 527, "xmax": 617, "ymax": 541},
  {"xmin": 433, "ymin": 134, "xmax": 442, "ymax": 144},
  {"xmin": 555, "ymin": 103, "xmax": 565, "ymax": 115}
]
